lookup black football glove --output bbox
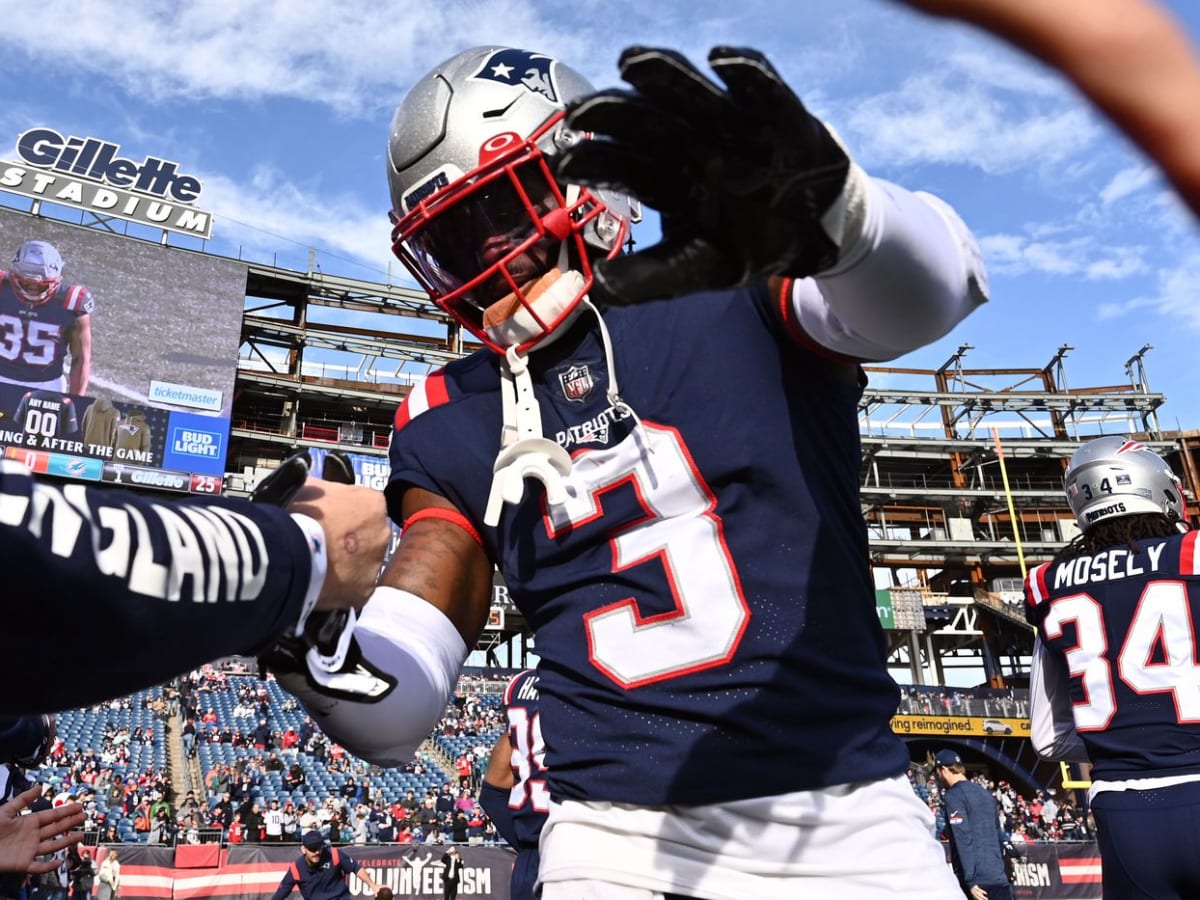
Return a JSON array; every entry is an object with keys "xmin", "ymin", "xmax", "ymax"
[{"xmin": 555, "ymin": 46, "xmax": 862, "ymax": 305}]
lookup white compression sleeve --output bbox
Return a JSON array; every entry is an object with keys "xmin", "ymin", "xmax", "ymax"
[
  {"xmin": 788, "ymin": 178, "xmax": 989, "ymax": 361},
  {"xmin": 1029, "ymin": 636, "xmax": 1089, "ymax": 763},
  {"xmin": 276, "ymin": 586, "xmax": 469, "ymax": 766}
]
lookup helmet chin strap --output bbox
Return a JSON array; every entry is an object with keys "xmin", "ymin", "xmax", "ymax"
[
  {"xmin": 483, "ymin": 239, "xmax": 653, "ymax": 527},
  {"xmin": 484, "ymin": 344, "xmax": 573, "ymax": 527}
]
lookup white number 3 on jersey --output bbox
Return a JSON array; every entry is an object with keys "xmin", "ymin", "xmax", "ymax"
[{"xmin": 547, "ymin": 424, "xmax": 750, "ymax": 688}]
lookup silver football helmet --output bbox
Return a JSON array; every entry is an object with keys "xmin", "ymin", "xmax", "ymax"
[
  {"xmin": 10, "ymin": 240, "xmax": 63, "ymax": 304},
  {"xmin": 1064, "ymin": 436, "xmax": 1185, "ymax": 531},
  {"xmin": 386, "ymin": 47, "xmax": 639, "ymax": 354}
]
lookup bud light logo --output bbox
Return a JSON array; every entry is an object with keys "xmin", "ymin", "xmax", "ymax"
[
  {"xmin": 171, "ymin": 427, "xmax": 222, "ymax": 459},
  {"xmin": 163, "ymin": 412, "xmax": 228, "ymax": 477}
]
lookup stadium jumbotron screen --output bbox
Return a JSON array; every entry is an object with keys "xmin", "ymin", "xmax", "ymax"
[{"xmin": 0, "ymin": 206, "xmax": 243, "ymax": 494}]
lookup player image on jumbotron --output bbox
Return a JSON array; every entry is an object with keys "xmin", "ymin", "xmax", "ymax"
[
  {"xmin": 0, "ymin": 206, "xmax": 245, "ymax": 489},
  {"xmin": 0, "ymin": 239, "xmax": 93, "ymax": 395}
]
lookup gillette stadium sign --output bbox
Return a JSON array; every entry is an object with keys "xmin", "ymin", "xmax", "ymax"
[{"xmin": 0, "ymin": 128, "xmax": 213, "ymax": 238}]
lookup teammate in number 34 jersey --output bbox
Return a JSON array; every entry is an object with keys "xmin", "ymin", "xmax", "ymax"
[
  {"xmin": 0, "ymin": 240, "xmax": 93, "ymax": 395},
  {"xmin": 1026, "ymin": 436, "xmax": 1200, "ymax": 900}
]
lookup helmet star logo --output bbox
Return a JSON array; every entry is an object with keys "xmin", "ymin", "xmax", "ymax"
[{"xmin": 471, "ymin": 49, "xmax": 559, "ymax": 103}]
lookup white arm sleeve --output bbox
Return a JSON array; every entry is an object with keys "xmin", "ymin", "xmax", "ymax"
[
  {"xmin": 1029, "ymin": 636, "xmax": 1090, "ymax": 763},
  {"xmin": 789, "ymin": 177, "xmax": 989, "ymax": 361},
  {"xmin": 276, "ymin": 586, "xmax": 469, "ymax": 766}
]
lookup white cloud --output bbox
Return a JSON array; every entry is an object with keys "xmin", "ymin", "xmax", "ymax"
[
  {"xmin": 0, "ymin": 0, "xmax": 607, "ymax": 115},
  {"xmin": 1100, "ymin": 165, "xmax": 1157, "ymax": 206},
  {"xmin": 1100, "ymin": 253, "xmax": 1200, "ymax": 329},
  {"xmin": 979, "ymin": 232, "xmax": 1148, "ymax": 280},
  {"xmin": 843, "ymin": 65, "xmax": 1101, "ymax": 174},
  {"xmin": 198, "ymin": 165, "xmax": 396, "ymax": 279}
]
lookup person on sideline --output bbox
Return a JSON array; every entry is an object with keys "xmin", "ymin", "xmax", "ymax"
[
  {"xmin": 479, "ymin": 669, "xmax": 544, "ymax": 900},
  {"xmin": 268, "ymin": 830, "xmax": 382, "ymax": 900},
  {"xmin": 935, "ymin": 749, "xmax": 1013, "ymax": 900}
]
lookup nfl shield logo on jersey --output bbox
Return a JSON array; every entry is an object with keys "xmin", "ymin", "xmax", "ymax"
[{"xmin": 559, "ymin": 364, "xmax": 593, "ymax": 402}]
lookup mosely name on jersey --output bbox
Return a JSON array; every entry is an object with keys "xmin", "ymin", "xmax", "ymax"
[{"xmin": 1053, "ymin": 542, "xmax": 1167, "ymax": 588}]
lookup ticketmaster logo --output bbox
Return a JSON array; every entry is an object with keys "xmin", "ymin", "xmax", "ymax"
[{"xmin": 149, "ymin": 380, "xmax": 222, "ymax": 412}]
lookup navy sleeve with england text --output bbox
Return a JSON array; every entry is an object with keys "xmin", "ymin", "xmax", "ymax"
[{"xmin": 0, "ymin": 460, "xmax": 313, "ymax": 713}]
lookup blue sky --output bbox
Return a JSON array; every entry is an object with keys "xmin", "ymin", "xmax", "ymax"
[{"xmin": 3, "ymin": 0, "xmax": 1200, "ymax": 427}]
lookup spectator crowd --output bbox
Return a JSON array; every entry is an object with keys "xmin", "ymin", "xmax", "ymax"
[{"xmin": 16, "ymin": 662, "xmax": 1090, "ymax": 853}]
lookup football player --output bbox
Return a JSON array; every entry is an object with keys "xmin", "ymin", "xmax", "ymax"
[
  {"xmin": 479, "ymin": 669, "xmax": 546, "ymax": 900},
  {"xmin": 1027, "ymin": 437, "xmax": 1200, "ymax": 900},
  {"xmin": 0, "ymin": 241, "xmax": 93, "ymax": 396},
  {"xmin": 272, "ymin": 45, "xmax": 987, "ymax": 898}
]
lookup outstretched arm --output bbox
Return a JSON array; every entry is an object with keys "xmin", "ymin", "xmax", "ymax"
[
  {"xmin": 272, "ymin": 487, "xmax": 493, "ymax": 765},
  {"xmin": 556, "ymin": 46, "xmax": 987, "ymax": 357},
  {"xmin": 0, "ymin": 461, "xmax": 389, "ymax": 712},
  {"xmin": 898, "ymin": 0, "xmax": 1200, "ymax": 218}
]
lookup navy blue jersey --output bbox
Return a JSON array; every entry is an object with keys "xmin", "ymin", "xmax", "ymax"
[
  {"xmin": 502, "ymin": 669, "xmax": 549, "ymax": 851},
  {"xmin": 941, "ymin": 779, "xmax": 1010, "ymax": 889},
  {"xmin": 388, "ymin": 282, "xmax": 906, "ymax": 805},
  {"xmin": 0, "ymin": 460, "xmax": 314, "ymax": 712},
  {"xmin": 270, "ymin": 846, "xmax": 359, "ymax": 900},
  {"xmin": 15, "ymin": 389, "xmax": 79, "ymax": 437},
  {"xmin": 1026, "ymin": 531, "xmax": 1200, "ymax": 781},
  {"xmin": 0, "ymin": 272, "xmax": 92, "ymax": 383}
]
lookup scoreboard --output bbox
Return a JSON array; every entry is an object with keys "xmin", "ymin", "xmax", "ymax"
[{"xmin": 4, "ymin": 446, "xmax": 223, "ymax": 495}]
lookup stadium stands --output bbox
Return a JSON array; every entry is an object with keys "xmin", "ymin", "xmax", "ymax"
[{"xmin": 24, "ymin": 665, "xmax": 1090, "ymax": 848}]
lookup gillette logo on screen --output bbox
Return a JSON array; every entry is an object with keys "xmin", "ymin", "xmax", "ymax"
[{"xmin": 15, "ymin": 128, "xmax": 202, "ymax": 203}]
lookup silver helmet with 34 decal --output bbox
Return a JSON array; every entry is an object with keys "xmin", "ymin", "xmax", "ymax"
[
  {"xmin": 386, "ymin": 47, "xmax": 640, "ymax": 355},
  {"xmin": 1064, "ymin": 436, "xmax": 1186, "ymax": 531}
]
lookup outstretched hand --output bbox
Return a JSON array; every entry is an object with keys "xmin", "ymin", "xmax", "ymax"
[
  {"xmin": 252, "ymin": 450, "xmax": 390, "ymax": 611},
  {"xmin": 290, "ymin": 478, "xmax": 390, "ymax": 610},
  {"xmin": 555, "ymin": 46, "xmax": 858, "ymax": 305},
  {"xmin": 0, "ymin": 786, "xmax": 84, "ymax": 873}
]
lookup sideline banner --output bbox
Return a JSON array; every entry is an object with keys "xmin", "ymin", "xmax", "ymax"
[
  {"xmin": 1011, "ymin": 842, "xmax": 1102, "ymax": 899},
  {"xmin": 90, "ymin": 841, "xmax": 1102, "ymax": 900},
  {"xmin": 890, "ymin": 714, "xmax": 1030, "ymax": 738},
  {"xmin": 102, "ymin": 844, "xmax": 515, "ymax": 900}
]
